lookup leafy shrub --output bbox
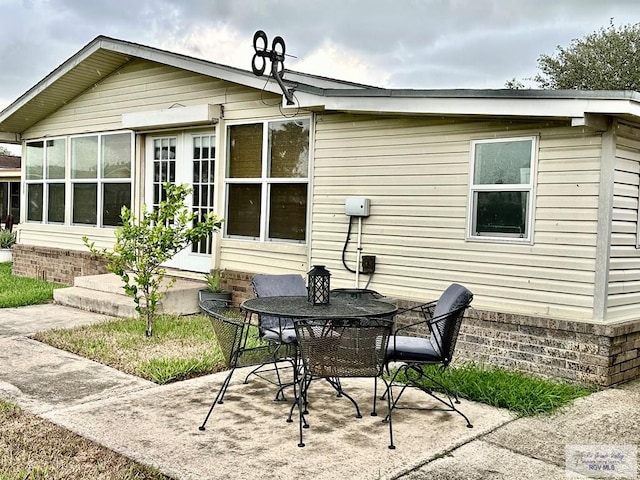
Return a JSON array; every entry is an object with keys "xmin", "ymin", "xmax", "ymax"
[{"xmin": 0, "ymin": 229, "xmax": 15, "ymax": 248}]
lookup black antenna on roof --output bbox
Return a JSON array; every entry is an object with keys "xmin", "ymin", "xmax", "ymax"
[{"xmin": 251, "ymin": 30, "xmax": 295, "ymax": 105}]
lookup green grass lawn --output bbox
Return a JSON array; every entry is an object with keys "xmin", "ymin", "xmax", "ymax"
[
  {"xmin": 33, "ymin": 314, "xmax": 228, "ymax": 384},
  {"xmin": 393, "ymin": 362, "xmax": 595, "ymax": 417},
  {"xmin": 0, "ymin": 262, "xmax": 64, "ymax": 307}
]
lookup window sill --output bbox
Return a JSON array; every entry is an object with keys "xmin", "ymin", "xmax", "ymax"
[{"xmin": 466, "ymin": 235, "xmax": 533, "ymax": 246}]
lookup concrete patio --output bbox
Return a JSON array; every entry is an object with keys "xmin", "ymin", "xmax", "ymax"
[{"xmin": 1, "ymin": 304, "xmax": 639, "ymax": 479}]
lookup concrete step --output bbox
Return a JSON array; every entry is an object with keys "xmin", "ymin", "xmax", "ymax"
[{"xmin": 54, "ymin": 273, "xmax": 206, "ymax": 317}]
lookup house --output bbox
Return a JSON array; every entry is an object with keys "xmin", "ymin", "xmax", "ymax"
[
  {"xmin": 0, "ymin": 154, "xmax": 20, "ymax": 227},
  {"xmin": 2, "ymin": 35, "xmax": 640, "ymax": 386}
]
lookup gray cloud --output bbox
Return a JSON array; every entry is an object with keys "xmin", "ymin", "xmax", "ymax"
[{"xmin": 0, "ymin": 0, "xmax": 639, "ymax": 108}]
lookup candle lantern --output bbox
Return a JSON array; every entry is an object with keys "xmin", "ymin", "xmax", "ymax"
[{"xmin": 307, "ymin": 265, "xmax": 331, "ymax": 305}]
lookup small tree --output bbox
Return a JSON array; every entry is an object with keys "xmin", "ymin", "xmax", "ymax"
[{"xmin": 84, "ymin": 183, "xmax": 222, "ymax": 336}]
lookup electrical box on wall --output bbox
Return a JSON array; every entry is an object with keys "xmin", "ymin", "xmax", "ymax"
[{"xmin": 345, "ymin": 197, "xmax": 371, "ymax": 217}]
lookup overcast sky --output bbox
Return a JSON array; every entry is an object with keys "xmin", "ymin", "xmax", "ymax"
[{"xmin": 0, "ymin": 0, "xmax": 639, "ymax": 153}]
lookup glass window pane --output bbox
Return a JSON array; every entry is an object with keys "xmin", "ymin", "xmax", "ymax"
[
  {"xmin": 9, "ymin": 182, "xmax": 20, "ymax": 221},
  {"xmin": 102, "ymin": 133, "xmax": 132, "ymax": 178},
  {"xmin": 268, "ymin": 119, "xmax": 309, "ymax": 178},
  {"xmin": 103, "ymin": 183, "xmax": 131, "ymax": 226},
  {"xmin": 46, "ymin": 139, "xmax": 66, "ymax": 179},
  {"xmin": 47, "ymin": 183, "xmax": 65, "ymax": 223},
  {"xmin": 25, "ymin": 141, "xmax": 44, "ymax": 180},
  {"xmin": 474, "ymin": 140, "xmax": 532, "ymax": 185},
  {"xmin": 193, "ymin": 136, "xmax": 201, "ymax": 160},
  {"xmin": 72, "ymin": 183, "xmax": 97, "ymax": 224},
  {"xmin": 269, "ymin": 184, "xmax": 307, "ymax": 241},
  {"xmin": 226, "ymin": 184, "xmax": 261, "ymax": 237},
  {"xmin": 71, "ymin": 136, "xmax": 98, "ymax": 179},
  {"xmin": 228, "ymin": 124, "xmax": 263, "ymax": 178},
  {"xmin": 474, "ymin": 191, "xmax": 528, "ymax": 236},
  {"xmin": 27, "ymin": 184, "xmax": 43, "ymax": 222},
  {"xmin": 0, "ymin": 183, "xmax": 7, "ymax": 220}
]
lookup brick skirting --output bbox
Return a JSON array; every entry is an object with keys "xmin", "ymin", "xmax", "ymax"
[
  {"xmin": 12, "ymin": 244, "xmax": 109, "ymax": 285},
  {"xmin": 10, "ymin": 250, "xmax": 640, "ymax": 387},
  {"xmin": 451, "ymin": 310, "xmax": 640, "ymax": 387}
]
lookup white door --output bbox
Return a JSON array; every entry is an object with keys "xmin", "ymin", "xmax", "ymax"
[{"xmin": 145, "ymin": 131, "xmax": 217, "ymax": 273}]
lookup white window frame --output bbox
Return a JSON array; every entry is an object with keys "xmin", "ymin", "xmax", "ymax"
[
  {"xmin": 24, "ymin": 130, "xmax": 134, "ymax": 227},
  {"xmin": 467, "ymin": 136, "xmax": 538, "ymax": 244},
  {"xmin": 24, "ymin": 136, "xmax": 67, "ymax": 224},
  {"xmin": 223, "ymin": 117, "xmax": 311, "ymax": 244},
  {"xmin": 69, "ymin": 131, "xmax": 134, "ymax": 227}
]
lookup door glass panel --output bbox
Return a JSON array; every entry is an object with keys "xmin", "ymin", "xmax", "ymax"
[
  {"xmin": 191, "ymin": 134, "xmax": 216, "ymax": 254},
  {"xmin": 152, "ymin": 137, "xmax": 177, "ymax": 208}
]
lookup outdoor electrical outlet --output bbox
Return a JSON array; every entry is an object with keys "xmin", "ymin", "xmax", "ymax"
[{"xmin": 361, "ymin": 255, "xmax": 376, "ymax": 274}]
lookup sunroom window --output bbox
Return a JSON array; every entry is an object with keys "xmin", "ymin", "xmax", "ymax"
[
  {"xmin": 225, "ymin": 118, "xmax": 309, "ymax": 242},
  {"xmin": 25, "ymin": 132, "xmax": 133, "ymax": 226},
  {"xmin": 468, "ymin": 137, "xmax": 537, "ymax": 242}
]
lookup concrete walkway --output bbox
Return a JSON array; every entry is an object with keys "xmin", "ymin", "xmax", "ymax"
[{"xmin": 0, "ymin": 304, "xmax": 639, "ymax": 479}]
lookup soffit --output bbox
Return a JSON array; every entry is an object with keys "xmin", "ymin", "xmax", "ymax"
[{"xmin": 0, "ymin": 49, "xmax": 131, "ymax": 135}]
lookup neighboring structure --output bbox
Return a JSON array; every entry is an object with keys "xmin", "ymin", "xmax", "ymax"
[
  {"xmin": 0, "ymin": 154, "xmax": 20, "ymax": 227},
  {"xmin": 2, "ymin": 35, "xmax": 640, "ymax": 385}
]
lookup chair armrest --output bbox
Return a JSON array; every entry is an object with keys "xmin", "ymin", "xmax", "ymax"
[
  {"xmin": 199, "ymin": 299, "xmax": 246, "ymax": 327},
  {"xmin": 393, "ymin": 301, "xmax": 437, "ymax": 335}
]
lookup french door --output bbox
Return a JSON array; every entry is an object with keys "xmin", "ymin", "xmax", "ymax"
[{"xmin": 145, "ymin": 130, "xmax": 217, "ymax": 273}]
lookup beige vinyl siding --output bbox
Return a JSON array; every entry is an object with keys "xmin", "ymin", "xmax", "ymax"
[
  {"xmin": 607, "ymin": 123, "xmax": 640, "ymax": 321},
  {"xmin": 311, "ymin": 113, "xmax": 600, "ymax": 320},
  {"xmin": 20, "ymin": 58, "xmax": 309, "ymax": 273},
  {"xmin": 24, "ymin": 59, "xmax": 283, "ymax": 138}
]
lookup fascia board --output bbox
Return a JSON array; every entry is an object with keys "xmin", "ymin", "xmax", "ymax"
[{"xmin": 292, "ymin": 91, "xmax": 640, "ymax": 120}]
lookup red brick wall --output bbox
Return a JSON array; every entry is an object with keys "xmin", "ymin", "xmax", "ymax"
[{"xmin": 12, "ymin": 244, "xmax": 109, "ymax": 285}]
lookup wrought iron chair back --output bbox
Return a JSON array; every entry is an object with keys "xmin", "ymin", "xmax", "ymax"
[
  {"xmin": 384, "ymin": 283, "xmax": 474, "ymax": 441},
  {"xmin": 198, "ymin": 298, "xmax": 281, "ymax": 432},
  {"xmin": 251, "ymin": 274, "xmax": 307, "ymax": 334},
  {"xmin": 292, "ymin": 316, "xmax": 395, "ymax": 448}
]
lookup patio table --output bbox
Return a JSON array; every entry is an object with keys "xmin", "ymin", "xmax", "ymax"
[
  {"xmin": 199, "ymin": 294, "xmax": 397, "ymax": 433},
  {"xmin": 242, "ymin": 295, "xmax": 398, "ymax": 442},
  {"xmin": 241, "ymin": 295, "xmax": 397, "ymax": 319}
]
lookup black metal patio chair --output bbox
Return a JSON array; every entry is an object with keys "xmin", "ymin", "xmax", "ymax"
[
  {"xmin": 242, "ymin": 274, "xmax": 308, "ymax": 398},
  {"xmin": 198, "ymin": 299, "xmax": 279, "ymax": 431},
  {"xmin": 293, "ymin": 316, "xmax": 395, "ymax": 448},
  {"xmin": 383, "ymin": 283, "xmax": 474, "ymax": 436}
]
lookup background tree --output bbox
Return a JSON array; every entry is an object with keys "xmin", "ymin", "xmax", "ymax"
[
  {"xmin": 534, "ymin": 20, "xmax": 640, "ymax": 90},
  {"xmin": 84, "ymin": 183, "xmax": 222, "ymax": 336},
  {"xmin": 0, "ymin": 145, "xmax": 16, "ymax": 156}
]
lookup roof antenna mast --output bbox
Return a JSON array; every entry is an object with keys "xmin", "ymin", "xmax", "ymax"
[{"xmin": 251, "ymin": 30, "xmax": 295, "ymax": 105}]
